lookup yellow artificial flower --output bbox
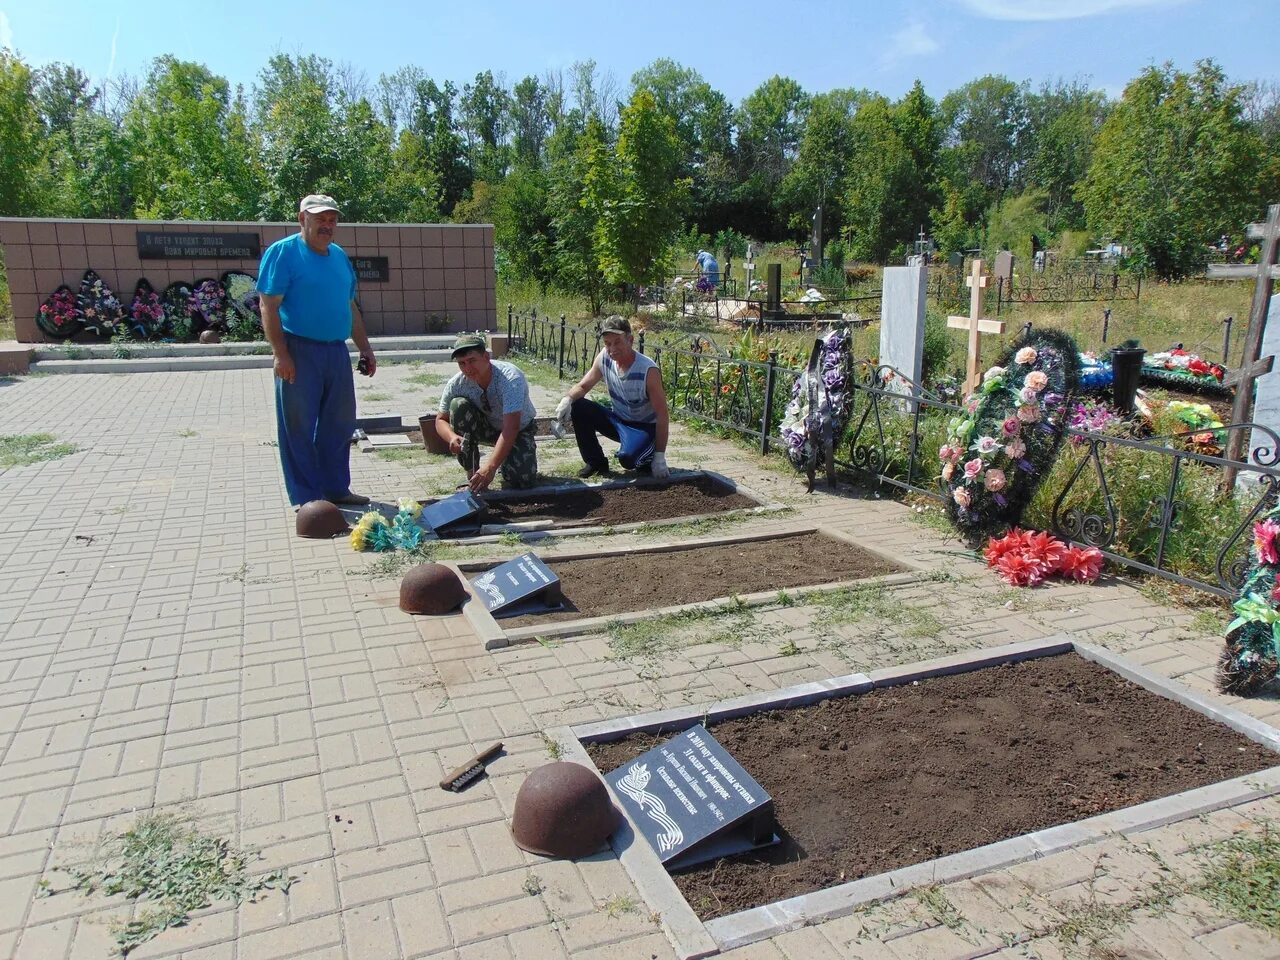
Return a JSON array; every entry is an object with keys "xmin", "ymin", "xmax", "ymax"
[
  {"xmin": 350, "ymin": 526, "xmax": 367, "ymax": 551},
  {"xmin": 356, "ymin": 511, "xmax": 383, "ymax": 531},
  {"xmin": 397, "ymin": 497, "xmax": 423, "ymax": 520}
]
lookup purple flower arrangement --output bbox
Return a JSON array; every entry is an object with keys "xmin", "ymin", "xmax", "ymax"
[{"xmin": 779, "ymin": 326, "xmax": 852, "ymax": 468}]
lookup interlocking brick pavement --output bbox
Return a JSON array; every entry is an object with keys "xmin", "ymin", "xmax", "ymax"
[{"xmin": 1, "ymin": 358, "xmax": 1278, "ymax": 959}]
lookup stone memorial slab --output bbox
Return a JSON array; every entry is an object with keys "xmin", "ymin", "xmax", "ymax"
[
  {"xmin": 137, "ymin": 230, "xmax": 260, "ymax": 259},
  {"xmin": 606, "ymin": 723, "xmax": 776, "ymax": 871},
  {"xmin": 993, "ymin": 250, "xmax": 1015, "ymax": 283},
  {"xmin": 879, "ymin": 264, "xmax": 929, "ymax": 395},
  {"xmin": 367, "ymin": 433, "xmax": 413, "ymax": 448},
  {"xmin": 422, "ymin": 490, "xmax": 484, "ymax": 532},
  {"xmin": 471, "ymin": 552, "xmax": 561, "ymax": 616}
]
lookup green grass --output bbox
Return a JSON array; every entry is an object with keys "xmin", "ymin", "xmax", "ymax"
[
  {"xmin": 811, "ymin": 583, "xmax": 944, "ymax": 639},
  {"xmin": 0, "ymin": 433, "xmax": 78, "ymax": 467},
  {"xmin": 1197, "ymin": 827, "xmax": 1280, "ymax": 935},
  {"xmin": 359, "ymin": 391, "xmax": 392, "ymax": 402},
  {"xmin": 606, "ymin": 598, "xmax": 764, "ymax": 660},
  {"xmin": 52, "ymin": 812, "xmax": 291, "ymax": 957},
  {"xmin": 405, "ymin": 370, "xmax": 448, "ymax": 389},
  {"xmin": 375, "ymin": 447, "xmax": 432, "ymax": 463}
]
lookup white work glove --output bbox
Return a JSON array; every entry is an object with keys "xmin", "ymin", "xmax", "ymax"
[
  {"xmin": 554, "ymin": 396, "xmax": 572, "ymax": 425},
  {"xmin": 650, "ymin": 452, "xmax": 670, "ymax": 480}
]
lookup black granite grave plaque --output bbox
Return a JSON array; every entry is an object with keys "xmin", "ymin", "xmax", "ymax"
[
  {"xmin": 137, "ymin": 231, "xmax": 260, "ymax": 260},
  {"xmin": 605, "ymin": 723, "xmax": 775, "ymax": 870},
  {"xmin": 422, "ymin": 490, "xmax": 483, "ymax": 532},
  {"xmin": 471, "ymin": 552, "xmax": 560, "ymax": 614},
  {"xmin": 352, "ymin": 256, "xmax": 390, "ymax": 282}
]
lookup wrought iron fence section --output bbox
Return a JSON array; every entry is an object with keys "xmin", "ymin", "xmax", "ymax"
[{"xmin": 507, "ymin": 304, "xmax": 1280, "ymax": 598}]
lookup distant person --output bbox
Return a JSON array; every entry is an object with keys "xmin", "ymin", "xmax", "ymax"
[
  {"xmin": 695, "ymin": 249, "xmax": 720, "ymax": 285},
  {"xmin": 553, "ymin": 315, "xmax": 670, "ymax": 480},
  {"xmin": 259, "ymin": 193, "xmax": 376, "ymax": 507},
  {"xmin": 435, "ymin": 334, "xmax": 539, "ymax": 492}
]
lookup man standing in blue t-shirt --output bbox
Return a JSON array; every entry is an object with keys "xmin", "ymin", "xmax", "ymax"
[{"xmin": 258, "ymin": 194, "xmax": 377, "ymax": 507}]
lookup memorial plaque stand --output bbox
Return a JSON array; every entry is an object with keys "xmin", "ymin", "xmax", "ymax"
[
  {"xmin": 422, "ymin": 490, "xmax": 484, "ymax": 533},
  {"xmin": 471, "ymin": 553, "xmax": 563, "ymax": 618},
  {"xmin": 606, "ymin": 724, "xmax": 778, "ymax": 872}
]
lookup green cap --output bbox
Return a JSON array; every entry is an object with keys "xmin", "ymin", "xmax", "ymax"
[
  {"xmin": 450, "ymin": 333, "xmax": 488, "ymax": 358},
  {"xmin": 600, "ymin": 315, "xmax": 631, "ymax": 336}
]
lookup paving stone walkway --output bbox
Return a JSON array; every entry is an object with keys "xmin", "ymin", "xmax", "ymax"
[{"xmin": 1, "ymin": 357, "xmax": 1279, "ymax": 960}]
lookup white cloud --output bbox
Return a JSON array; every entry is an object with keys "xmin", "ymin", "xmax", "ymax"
[
  {"xmin": 881, "ymin": 21, "xmax": 940, "ymax": 68},
  {"xmin": 957, "ymin": 0, "xmax": 1177, "ymax": 21},
  {"xmin": 0, "ymin": 12, "xmax": 13, "ymax": 51}
]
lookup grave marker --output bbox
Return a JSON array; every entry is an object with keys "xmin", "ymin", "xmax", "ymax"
[
  {"xmin": 422, "ymin": 490, "xmax": 484, "ymax": 532},
  {"xmin": 470, "ymin": 552, "xmax": 561, "ymax": 616},
  {"xmin": 880, "ymin": 263, "xmax": 929, "ymax": 394},
  {"xmin": 606, "ymin": 723, "xmax": 776, "ymax": 871},
  {"xmin": 947, "ymin": 259, "xmax": 1006, "ymax": 395}
]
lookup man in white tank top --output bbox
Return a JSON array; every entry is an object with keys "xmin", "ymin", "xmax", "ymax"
[{"xmin": 554, "ymin": 315, "xmax": 671, "ymax": 479}]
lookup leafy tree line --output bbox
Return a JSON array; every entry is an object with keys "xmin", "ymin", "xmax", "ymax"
[{"xmin": 1, "ymin": 49, "xmax": 1277, "ymax": 289}]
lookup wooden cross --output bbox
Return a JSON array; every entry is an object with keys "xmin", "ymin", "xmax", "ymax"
[
  {"xmin": 947, "ymin": 259, "xmax": 1006, "ymax": 394},
  {"xmin": 1224, "ymin": 202, "xmax": 1280, "ymax": 486}
]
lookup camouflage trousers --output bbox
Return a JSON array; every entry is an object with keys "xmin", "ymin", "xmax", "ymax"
[{"xmin": 447, "ymin": 397, "xmax": 539, "ymax": 489}]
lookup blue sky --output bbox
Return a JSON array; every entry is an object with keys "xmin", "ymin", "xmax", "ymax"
[{"xmin": 0, "ymin": 0, "xmax": 1273, "ymax": 105}]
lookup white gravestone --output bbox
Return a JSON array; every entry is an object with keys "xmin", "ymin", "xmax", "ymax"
[
  {"xmin": 879, "ymin": 264, "xmax": 929, "ymax": 397},
  {"xmin": 1246, "ymin": 293, "xmax": 1280, "ymax": 476}
]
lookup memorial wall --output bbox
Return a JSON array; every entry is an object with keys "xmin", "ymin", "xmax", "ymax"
[{"xmin": 0, "ymin": 218, "xmax": 496, "ymax": 342}]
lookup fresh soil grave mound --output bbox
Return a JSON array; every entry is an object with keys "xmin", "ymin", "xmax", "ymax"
[
  {"xmin": 478, "ymin": 474, "xmax": 758, "ymax": 529},
  {"xmin": 585, "ymin": 653, "xmax": 1276, "ymax": 921},
  {"xmin": 497, "ymin": 532, "xmax": 903, "ymax": 627}
]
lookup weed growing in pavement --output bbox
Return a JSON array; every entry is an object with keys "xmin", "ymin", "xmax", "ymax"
[
  {"xmin": 522, "ymin": 873, "xmax": 545, "ymax": 896},
  {"xmin": 359, "ymin": 392, "xmax": 392, "ymax": 402},
  {"xmin": 811, "ymin": 583, "xmax": 943, "ymax": 639},
  {"xmin": 600, "ymin": 894, "xmax": 642, "ymax": 918},
  {"xmin": 177, "ymin": 428, "xmax": 197, "ymax": 438},
  {"xmin": 1197, "ymin": 826, "xmax": 1280, "ymax": 935},
  {"xmin": 540, "ymin": 732, "xmax": 564, "ymax": 760},
  {"xmin": 49, "ymin": 812, "xmax": 291, "ymax": 957},
  {"xmin": 0, "ymin": 433, "xmax": 78, "ymax": 467}
]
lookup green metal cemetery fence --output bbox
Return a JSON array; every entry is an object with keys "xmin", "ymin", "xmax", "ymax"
[{"xmin": 505, "ymin": 306, "xmax": 1280, "ymax": 598}]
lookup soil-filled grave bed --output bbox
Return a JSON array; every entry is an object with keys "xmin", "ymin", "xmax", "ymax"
[
  {"xmin": 583, "ymin": 652, "xmax": 1277, "ymax": 925},
  {"xmin": 478, "ymin": 473, "xmax": 760, "ymax": 529},
  {"xmin": 478, "ymin": 530, "xmax": 907, "ymax": 629}
]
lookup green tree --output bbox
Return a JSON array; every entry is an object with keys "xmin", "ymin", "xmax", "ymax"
[
  {"xmin": 510, "ymin": 76, "xmax": 550, "ymax": 167},
  {"xmin": 586, "ymin": 89, "xmax": 690, "ymax": 293},
  {"xmin": 778, "ymin": 88, "xmax": 865, "ymax": 239},
  {"xmin": 733, "ymin": 75, "xmax": 809, "ymax": 239},
  {"xmin": 493, "ymin": 164, "xmax": 554, "ymax": 286},
  {"xmin": 254, "ymin": 54, "xmax": 343, "ymax": 219},
  {"xmin": 631, "ymin": 59, "xmax": 734, "ymax": 232},
  {"xmin": 549, "ymin": 116, "xmax": 608, "ymax": 313},
  {"xmin": 939, "ymin": 75, "xmax": 1028, "ymax": 200},
  {"xmin": 1080, "ymin": 60, "xmax": 1275, "ymax": 277},
  {"xmin": 126, "ymin": 57, "xmax": 261, "ymax": 219},
  {"xmin": 460, "ymin": 70, "xmax": 509, "ymax": 183},
  {"xmin": 1023, "ymin": 80, "xmax": 1107, "ymax": 230},
  {"xmin": 842, "ymin": 82, "xmax": 940, "ymax": 262},
  {"xmin": 0, "ymin": 51, "xmax": 46, "ymax": 215}
]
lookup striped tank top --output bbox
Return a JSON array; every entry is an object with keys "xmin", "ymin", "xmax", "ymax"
[{"xmin": 601, "ymin": 350, "xmax": 658, "ymax": 424}]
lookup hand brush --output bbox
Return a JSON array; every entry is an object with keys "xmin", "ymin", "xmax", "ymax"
[{"xmin": 439, "ymin": 741, "xmax": 503, "ymax": 791}]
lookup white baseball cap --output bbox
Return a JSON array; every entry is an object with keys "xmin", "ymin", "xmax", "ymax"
[{"xmin": 299, "ymin": 194, "xmax": 340, "ymax": 214}]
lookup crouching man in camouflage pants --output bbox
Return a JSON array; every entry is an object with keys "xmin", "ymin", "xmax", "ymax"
[{"xmin": 434, "ymin": 334, "xmax": 539, "ymax": 492}]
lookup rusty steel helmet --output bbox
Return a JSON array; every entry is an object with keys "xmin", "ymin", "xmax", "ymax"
[
  {"xmin": 511, "ymin": 762, "xmax": 619, "ymax": 859},
  {"xmin": 295, "ymin": 500, "xmax": 349, "ymax": 538},
  {"xmin": 198, "ymin": 329, "xmax": 221, "ymax": 344},
  {"xmin": 399, "ymin": 563, "xmax": 467, "ymax": 615}
]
